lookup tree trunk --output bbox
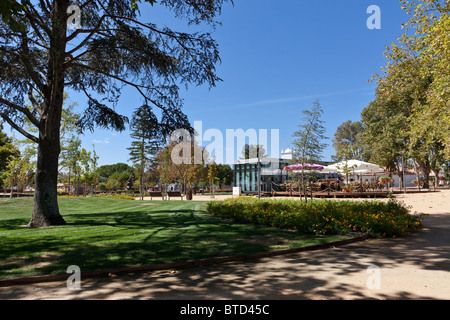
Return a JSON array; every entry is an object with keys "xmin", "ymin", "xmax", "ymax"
[
  {"xmin": 431, "ymin": 169, "xmax": 440, "ymax": 190},
  {"xmin": 140, "ymin": 176, "xmax": 144, "ymax": 201},
  {"xmin": 417, "ymin": 160, "xmax": 431, "ymax": 189},
  {"xmin": 68, "ymin": 169, "xmax": 71, "ymax": 197},
  {"xmin": 396, "ymin": 163, "xmax": 404, "ymax": 191},
  {"xmin": 27, "ymin": 137, "xmax": 66, "ymax": 227},
  {"xmin": 27, "ymin": 0, "xmax": 68, "ymax": 227},
  {"xmin": 422, "ymin": 171, "xmax": 430, "ymax": 189},
  {"xmin": 413, "ymin": 161, "xmax": 421, "ymax": 190}
]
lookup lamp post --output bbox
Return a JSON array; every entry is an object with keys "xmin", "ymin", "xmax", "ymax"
[
  {"xmin": 400, "ymin": 151, "xmax": 406, "ymax": 194},
  {"xmin": 257, "ymin": 148, "xmax": 261, "ymax": 199},
  {"xmin": 253, "ymin": 145, "xmax": 263, "ymax": 199}
]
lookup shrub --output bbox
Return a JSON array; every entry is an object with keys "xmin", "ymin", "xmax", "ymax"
[
  {"xmin": 98, "ymin": 183, "xmax": 107, "ymax": 191},
  {"xmin": 206, "ymin": 197, "xmax": 424, "ymax": 238},
  {"xmin": 96, "ymin": 195, "xmax": 136, "ymax": 200}
]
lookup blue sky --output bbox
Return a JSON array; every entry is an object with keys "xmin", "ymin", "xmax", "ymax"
[{"xmin": 70, "ymin": 0, "xmax": 409, "ymax": 166}]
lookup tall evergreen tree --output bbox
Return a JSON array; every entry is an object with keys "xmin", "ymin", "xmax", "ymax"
[
  {"xmin": 0, "ymin": 123, "xmax": 19, "ymax": 188},
  {"xmin": 128, "ymin": 105, "xmax": 164, "ymax": 200},
  {"xmin": 0, "ymin": 123, "xmax": 17, "ymax": 172},
  {"xmin": 0, "ymin": 0, "xmax": 230, "ymax": 227},
  {"xmin": 292, "ymin": 100, "xmax": 328, "ymax": 202}
]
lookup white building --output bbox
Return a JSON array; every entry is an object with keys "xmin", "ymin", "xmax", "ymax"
[{"xmin": 281, "ymin": 148, "xmax": 293, "ymax": 160}]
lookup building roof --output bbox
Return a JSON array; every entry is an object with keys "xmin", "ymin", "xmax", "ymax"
[{"xmin": 233, "ymin": 158, "xmax": 290, "ymax": 165}]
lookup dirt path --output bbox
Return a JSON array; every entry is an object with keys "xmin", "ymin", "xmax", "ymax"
[{"xmin": 1, "ymin": 190, "xmax": 449, "ymax": 300}]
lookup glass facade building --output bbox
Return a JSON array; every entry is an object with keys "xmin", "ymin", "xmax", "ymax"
[{"xmin": 233, "ymin": 158, "xmax": 291, "ymax": 193}]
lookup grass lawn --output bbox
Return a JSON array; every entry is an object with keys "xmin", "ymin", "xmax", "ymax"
[{"xmin": 0, "ymin": 197, "xmax": 350, "ymax": 280}]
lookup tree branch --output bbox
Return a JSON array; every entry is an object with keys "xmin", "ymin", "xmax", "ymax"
[
  {"xmin": 27, "ymin": 88, "xmax": 44, "ymax": 117},
  {"xmin": 72, "ymin": 62, "xmax": 182, "ymax": 128},
  {"xmin": 0, "ymin": 112, "xmax": 39, "ymax": 143},
  {"xmin": 25, "ymin": 4, "xmax": 51, "ymax": 37},
  {"xmin": 0, "ymin": 97, "xmax": 40, "ymax": 128},
  {"xmin": 66, "ymin": 15, "xmax": 108, "ymax": 54},
  {"xmin": 19, "ymin": 32, "xmax": 47, "ymax": 94}
]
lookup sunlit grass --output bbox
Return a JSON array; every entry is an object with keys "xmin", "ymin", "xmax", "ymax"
[{"xmin": 0, "ymin": 197, "xmax": 346, "ymax": 280}]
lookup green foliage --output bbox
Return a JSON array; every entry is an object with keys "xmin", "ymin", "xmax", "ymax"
[
  {"xmin": 376, "ymin": 0, "xmax": 450, "ymax": 157},
  {"xmin": 291, "ymin": 100, "xmax": 328, "ymax": 202},
  {"xmin": 292, "ymin": 100, "xmax": 328, "ymax": 164},
  {"xmin": 3, "ymin": 138, "xmax": 34, "ymax": 193},
  {"xmin": 127, "ymin": 104, "xmax": 164, "ymax": 198},
  {"xmin": 0, "ymin": 0, "xmax": 31, "ymax": 31},
  {"xmin": 241, "ymin": 144, "xmax": 267, "ymax": 160},
  {"xmin": 131, "ymin": 0, "xmax": 157, "ymax": 9},
  {"xmin": 156, "ymin": 137, "xmax": 210, "ymax": 190},
  {"xmin": 128, "ymin": 105, "xmax": 163, "ymax": 164},
  {"xmin": 105, "ymin": 171, "xmax": 133, "ymax": 190},
  {"xmin": 98, "ymin": 183, "xmax": 107, "ymax": 191},
  {"xmin": 216, "ymin": 164, "xmax": 233, "ymax": 187},
  {"xmin": 360, "ymin": 1, "xmax": 450, "ymax": 191},
  {"xmin": 0, "ymin": 124, "xmax": 18, "ymax": 174},
  {"xmin": 207, "ymin": 198, "xmax": 424, "ymax": 238},
  {"xmin": 365, "ymin": 57, "xmax": 446, "ymax": 188},
  {"xmin": 96, "ymin": 163, "xmax": 134, "ymax": 182},
  {"xmin": 0, "ymin": 0, "xmax": 230, "ymax": 226},
  {"xmin": 0, "ymin": 171, "xmax": 6, "ymax": 188},
  {"xmin": 332, "ymin": 120, "xmax": 368, "ymax": 162},
  {"xmin": 361, "ymin": 88, "xmax": 412, "ymax": 173}
]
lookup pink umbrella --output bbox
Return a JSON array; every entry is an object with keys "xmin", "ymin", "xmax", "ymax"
[{"xmin": 283, "ymin": 164, "xmax": 324, "ymax": 171}]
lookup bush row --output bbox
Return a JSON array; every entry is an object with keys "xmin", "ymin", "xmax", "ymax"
[
  {"xmin": 58, "ymin": 194, "xmax": 135, "ymax": 200},
  {"xmin": 206, "ymin": 197, "xmax": 425, "ymax": 238}
]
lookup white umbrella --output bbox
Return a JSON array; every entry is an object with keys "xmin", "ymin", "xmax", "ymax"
[
  {"xmin": 328, "ymin": 160, "xmax": 384, "ymax": 174},
  {"xmin": 327, "ymin": 160, "xmax": 385, "ymax": 188},
  {"xmin": 321, "ymin": 165, "xmax": 339, "ymax": 174},
  {"xmin": 353, "ymin": 168, "xmax": 385, "ymax": 174}
]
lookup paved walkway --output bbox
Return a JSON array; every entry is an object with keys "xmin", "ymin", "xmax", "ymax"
[{"xmin": 1, "ymin": 191, "xmax": 449, "ymax": 300}]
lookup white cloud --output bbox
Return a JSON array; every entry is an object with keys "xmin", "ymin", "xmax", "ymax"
[
  {"xmin": 93, "ymin": 137, "xmax": 110, "ymax": 144},
  {"xmin": 234, "ymin": 88, "xmax": 368, "ymax": 109}
]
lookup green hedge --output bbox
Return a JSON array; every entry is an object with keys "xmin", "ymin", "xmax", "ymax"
[{"xmin": 206, "ymin": 198, "xmax": 425, "ymax": 238}]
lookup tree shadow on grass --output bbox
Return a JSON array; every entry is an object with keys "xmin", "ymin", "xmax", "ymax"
[
  {"xmin": 0, "ymin": 219, "xmax": 30, "ymax": 230},
  {"xmin": 0, "ymin": 208, "xmax": 321, "ymax": 280}
]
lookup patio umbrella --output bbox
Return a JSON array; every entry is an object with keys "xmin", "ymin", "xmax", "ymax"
[
  {"xmin": 321, "ymin": 165, "xmax": 339, "ymax": 174},
  {"xmin": 327, "ymin": 160, "xmax": 385, "ymax": 188},
  {"xmin": 327, "ymin": 160, "xmax": 384, "ymax": 174},
  {"xmin": 283, "ymin": 163, "xmax": 324, "ymax": 171}
]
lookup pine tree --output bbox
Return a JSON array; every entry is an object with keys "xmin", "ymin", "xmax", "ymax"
[
  {"xmin": 0, "ymin": 124, "xmax": 17, "ymax": 172},
  {"xmin": 0, "ymin": 0, "xmax": 229, "ymax": 227},
  {"xmin": 127, "ymin": 105, "xmax": 164, "ymax": 200},
  {"xmin": 0, "ymin": 124, "xmax": 20, "ymax": 189},
  {"xmin": 292, "ymin": 100, "xmax": 328, "ymax": 202}
]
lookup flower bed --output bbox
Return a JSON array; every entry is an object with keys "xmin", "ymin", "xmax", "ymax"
[{"xmin": 207, "ymin": 198, "xmax": 424, "ymax": 238}]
